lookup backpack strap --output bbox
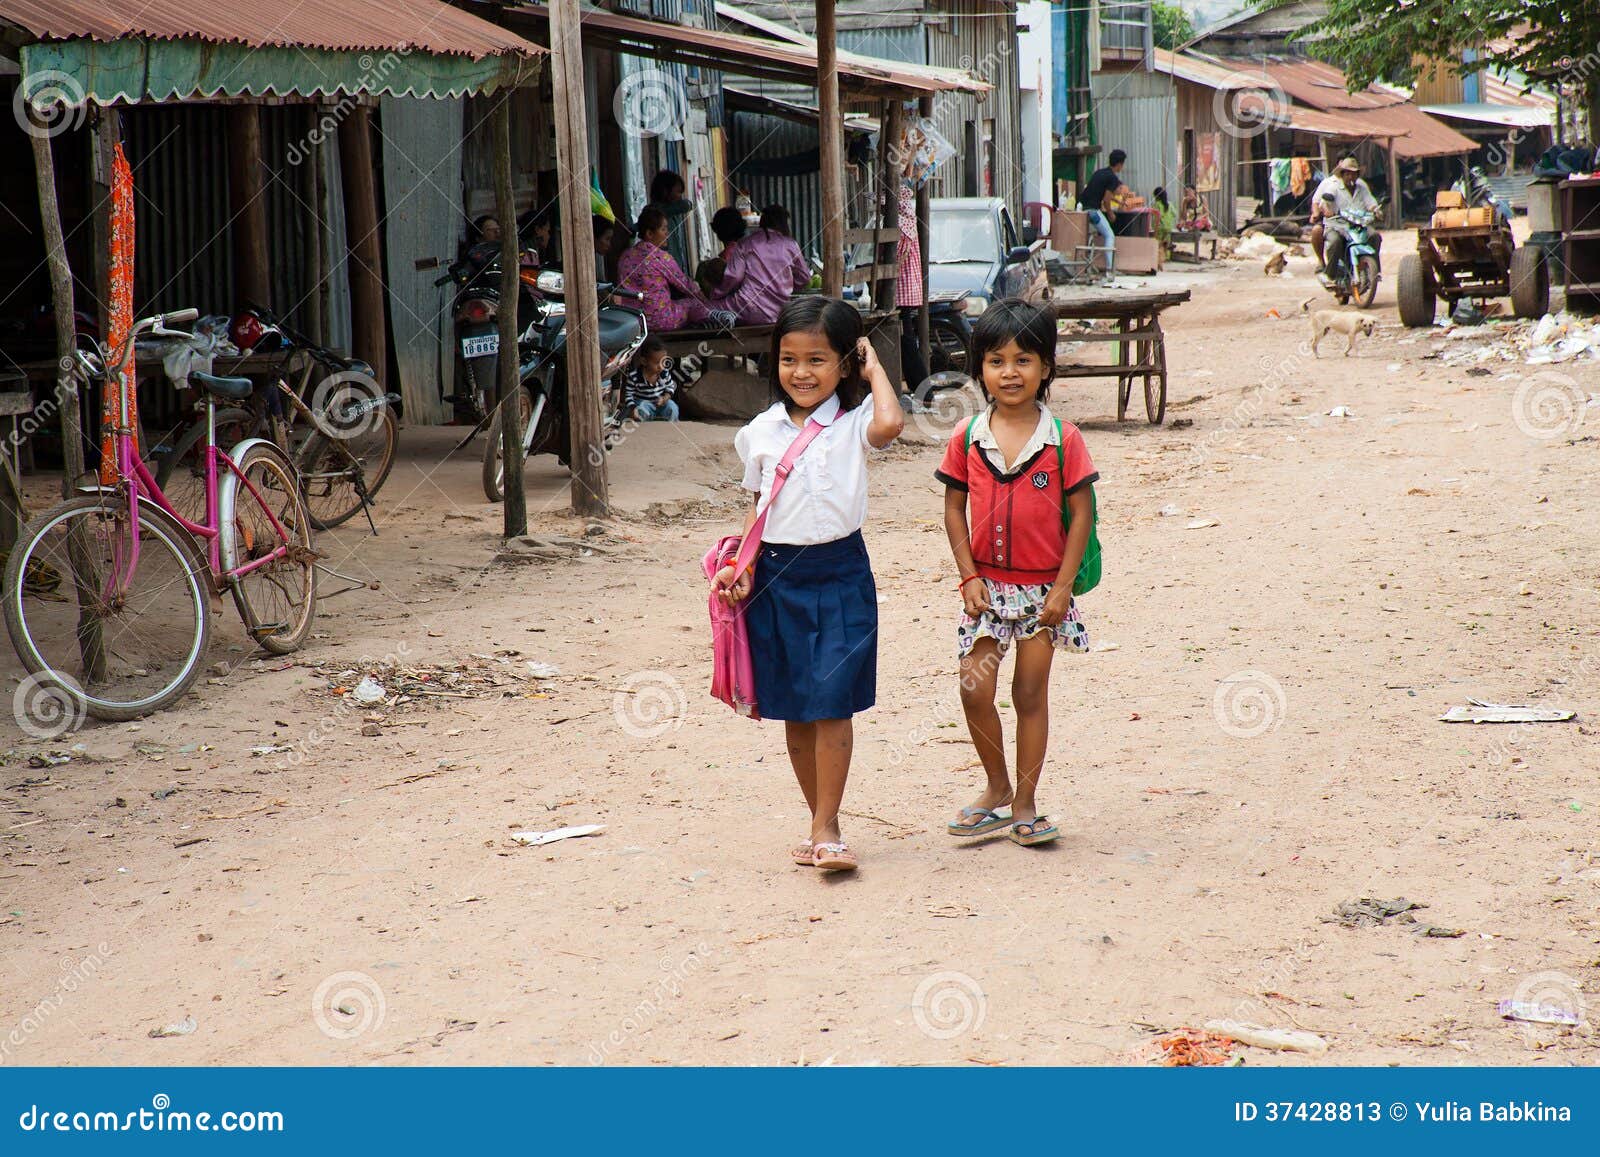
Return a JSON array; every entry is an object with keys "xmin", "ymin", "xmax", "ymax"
[
  {"xmin": 731, "ymin": 417, "xmax": 826, "ymax": 579},
  {"xmin": 963, "ymin": 414, "xmax": 979, "ymax": 454}
]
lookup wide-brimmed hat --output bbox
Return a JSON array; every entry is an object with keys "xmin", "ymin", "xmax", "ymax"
[{"xmin": 1335, "ymin": 157, "xmax": 1361, "ymax": 175}]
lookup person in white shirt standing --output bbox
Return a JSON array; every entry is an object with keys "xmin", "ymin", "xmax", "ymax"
[
  {"xmin": 1310, "ymin": 156, "xmax": 1382, "ymax": 276},
  {"xmin": 715, "ymin": 297, "xmax": 905, "ymax": 873}
]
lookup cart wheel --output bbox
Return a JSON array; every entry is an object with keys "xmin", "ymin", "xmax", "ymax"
[
  {"xmin": 1397, "ymin": 254, "xmax": 1436, "ymax": 327},
  {"xmin": 1147, "ymin": 323, "xmax": 1168, "ymax": 425},
  {"xmin": 1510, "ymin": 246, "xmax": 1549, "ymax": 319}
]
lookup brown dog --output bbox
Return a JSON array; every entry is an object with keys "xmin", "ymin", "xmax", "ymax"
[
  {"xmin": 1262, "ymin": 250, "xmax": 1287, "ymax": 276},
  {"xmin": 1306, "ymin": 306, "xmax": 1375, "ymax": 356}
]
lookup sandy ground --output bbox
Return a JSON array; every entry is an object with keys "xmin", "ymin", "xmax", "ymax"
[{"xmin": 3, "ymin": 238, "xmax": 1599, "ymax": 1068}]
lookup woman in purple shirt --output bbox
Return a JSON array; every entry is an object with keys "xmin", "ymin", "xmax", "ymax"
[
  {"xmin": 617, "ymin": 206, "xmax": 728, "ymax": 332},
  {"xmin": 711, "ymin": 205, "xmax": 812, "ymax": 326}
]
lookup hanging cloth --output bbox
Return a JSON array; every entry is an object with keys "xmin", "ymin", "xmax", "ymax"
[
  {"xmin": 1268, "ymin": 157, "xmax": 1291, "ymax": 201},
  {"xmin": 99, "ymin": 142, "xmax": 136, "ymax": 485},
  {"xmin": 1290, "ymin": 156, "xmax": 1313, "ymax": 197}
]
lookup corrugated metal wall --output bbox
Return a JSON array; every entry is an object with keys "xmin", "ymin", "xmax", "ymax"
[
  {"xmin": 379, "ymin": 95, "xmax": 464, "ymax": 426},
  {"xmin": 1089, "ymin": 68, "xmax": 1178, "ymax": 204},
  {"xmin": 839, "ymin": 25, "xmax": 925, "ymax": 64},
  {"xmin": 1173, "ymin": 77, "xmax": 1238, "ymax": 234},
  {"xmin": 727, "ymin": 112, "xmax": 824, "ymax": 263},
  {"xmin": 925, "ymin": 0, "xmax": 1023, "ymax": 215}
]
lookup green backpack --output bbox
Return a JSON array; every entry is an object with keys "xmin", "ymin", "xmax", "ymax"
[{"xmin": 965, "ymin": 416, "xmax": 1102, "ymax": 596}]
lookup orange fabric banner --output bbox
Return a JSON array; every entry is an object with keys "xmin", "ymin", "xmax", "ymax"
[{"xmin": 99, "ymin": 141, "xmax": 136, "ymax": 484}]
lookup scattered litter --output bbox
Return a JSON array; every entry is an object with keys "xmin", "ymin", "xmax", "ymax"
[
  {"xmin": 1327, "ymin": 405, "xmax": 1353, "ymax": 418},
  {"xmin": 1326, "ymin": 896, "xmax": 1464, "ymax": 937},
  {"xmin": 511, "ymin": 824, "xmax": 605, "ymax": 847},
  {"xmin": 148, "ymin": 1016, "xmax": 197, "ymax": 1039},
  {"xmin": 1266, "ymin": 307, "xmax": 1280, "ymax": 319},
  {"xmin": 1205, "ymin": 1020, "xmax": 1328, "ymax": 1056},
  {"xmin": 352, "ymin": 675, "xmax": 387, "ymax": 705},
  {"xmin": 1232, "ymin": 232, "xmax": 1287, "ymax": 263},
  {"xmin": 1440, "ymin": 698, "xmax": 1575, "ymax": 724},
  {"xmin": 1088, "ymin": 640, "xmax": 1120, "ymax": 652},
  {"xmin": 525, "ymin": 661, "xmax": 561, "ymax": 678},
  {"xmin": 1185, "ymin": 518, "xmax": 1219, "ymax": 530},
  {"xmin": 1498, "ymin": 999, "xmax": 1583, "ymax": 1028},
  {"xmin": 27, "ymin": 753, "xmax": 71, "ymax": 768},
  {"xmin": 249, "ymin": 743, "xmax": 292, "ymax": 757},
  {"xmin": 360, "ymin": 723, "xmax": 382, "ymax": 737},
  {"xmin": 1158, "ymin": 504, "xmax": 1183, "ymax": 517},
  {"xmin": 1143, "ymin": 787, "xmax": 1208, "ymax": 796},
  {"xmin": 1152, "ymin": 1028, "xmax": 1238, "ymax": 1066},
  {"xmin": 1386, "ymin": 363, "xmax": 1402, "ymax": 373}
]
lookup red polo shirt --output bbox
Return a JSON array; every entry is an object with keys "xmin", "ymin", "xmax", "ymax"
[{"xmin": 935, "ymin": 414, "xmax": 1098, "ymax": 584}]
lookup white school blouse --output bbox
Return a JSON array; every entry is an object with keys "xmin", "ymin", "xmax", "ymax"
[{"xmin": 733, "ymin": 393, "xmax": 876, "ymax": 546}]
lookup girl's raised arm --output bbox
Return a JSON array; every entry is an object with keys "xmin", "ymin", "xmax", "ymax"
[{"xmin": 857, "ymin": 338, "xmax": 904, "ymax": 448}]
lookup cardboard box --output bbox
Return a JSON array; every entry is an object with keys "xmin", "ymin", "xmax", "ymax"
[
  {"xmin": 1432, "ymin": 208, "xmax": 1469, "ymax": 228},
  {"xmin": 1435, "ymin": 189, "xmax": 1466, "ymax": 209},
  {"xmin": 1114, "ymin": 235, "xmax": 1161, "ymax": 274},
  {"xmin": 1466, "ymin": 205, "xmax": 1494, "ymax": 225}
]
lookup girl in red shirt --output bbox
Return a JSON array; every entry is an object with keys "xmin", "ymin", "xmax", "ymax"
[{"xmin": 935, "ymin": 300, "xmax": 1098, "ymax": 846}]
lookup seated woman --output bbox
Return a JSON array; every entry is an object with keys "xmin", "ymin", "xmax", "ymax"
[
  {"xmin": 709, "ymin": 204, "xmax": 811, "ymax": 326},
  {"xmin": 617, "ymin": 207, "xmax": 735, "ymax": 332}
]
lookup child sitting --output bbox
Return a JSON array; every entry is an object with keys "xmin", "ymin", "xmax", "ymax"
[{"xmin": 623, "ymin": 336, "xmax": 682, "ymax": 421}]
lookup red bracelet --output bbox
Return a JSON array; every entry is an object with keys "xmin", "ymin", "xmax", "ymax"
[{"xmin": 957, "ymin": 575, "xmax": 983, "ymax": 591}]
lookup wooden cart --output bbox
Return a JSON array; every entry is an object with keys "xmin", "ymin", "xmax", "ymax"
[
  {"xmin": 1051, "ymin": 287, "xmax": 1192, "ymax": 424},
  {"xmin": 1397, "ymin": 218, "xmax": 1548, "ymax": 327}
]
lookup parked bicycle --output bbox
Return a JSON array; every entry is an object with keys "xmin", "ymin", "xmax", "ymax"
[
  {"xmin": 151, "ymin": 305, "xmax": 399, "ymax": 532},
  {"xmin": 4, "ymin": 308, "xmax": 318, "ymax": 721}
]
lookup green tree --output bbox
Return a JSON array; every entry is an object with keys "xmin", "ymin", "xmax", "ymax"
[
  {"xmin": 1279, "ymin": 0, "xmax": 1600, "ymax": 131},
  {"xmin": 1153, "ymin": 2, "xmax": 1197, "ymax": 50}
]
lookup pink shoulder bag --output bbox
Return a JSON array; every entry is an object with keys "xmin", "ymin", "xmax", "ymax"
[{"xmin": 703, "ymin": 418, "xmax": 826, "ymax": 718}]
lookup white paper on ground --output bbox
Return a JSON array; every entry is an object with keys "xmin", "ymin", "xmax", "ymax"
[{"xmin": 512, "ymin": 824, "xmax": 606, "ymax": 846}]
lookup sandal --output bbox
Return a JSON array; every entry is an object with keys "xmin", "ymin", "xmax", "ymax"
[
  {"xmin": 792, "ymin": 840, "xmax": 817, "ymax": 867},
  {"xmin": 812, "ymin": 841, "xmax": 858, "ymax": 872},
  {"xmin": 1009, "ymin": 815, "xmax": 1059, "ymax": 847},
  {"xmin": 946, "ymin": 806, "xmax": 1012, "ymax": 837}
]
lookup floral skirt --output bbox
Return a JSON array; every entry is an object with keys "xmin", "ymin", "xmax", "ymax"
[{"xmin": 957, "ymin": 578, "xmax": 1089, "ymax": 659}]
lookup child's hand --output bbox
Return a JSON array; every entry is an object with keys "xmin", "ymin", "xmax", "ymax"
[
  {"xmin": 1039, "ymin": 586, "xmax": 1073, "ymax": 627},
  {"xmin": 714, "ymin": 564, "xmax": 753, "ymax": 605},
  {"xmin": 960, "ymin": 578, "xmax": 990, "ymax": 618},
  {"xmin": 856, "ymin": 337, "xmax": 883, "ymax": 378}
]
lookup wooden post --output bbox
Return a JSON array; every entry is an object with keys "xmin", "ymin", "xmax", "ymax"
[
  {"xmin": 550, "ymin": 0, "xmax": 608, "ymax": 516},
  {"xmin": 1386, "ymin": 141, "xmax": 1402, "ymax": 228},
  {"xmin": 30, "ymin": 122, "xmax": 105, "ymax": 679},
  {"xmin": 817, "ymin": 0, "xmax": 845, "ymax": 297},
  {"xmin": 916, "ymin": 95, "xmax": 932, "ymax": 370},
  {"xmin": 875, "ymin": 98, "xmax": 904, "ymax": 311},
  {"xmin": 338, "ymin": 105, "xmax": 388, "ymax": 390},
  {"xmin": 1317, "ymin": 137, "xmax": 1331, "ymax": 181},
  {"xmin": 227, "ymin": 105, "xmax": 271, "ymax": 309},
  {"xmin": 493, "ymin": 95, "xmax": 528, "ymax": 537}
]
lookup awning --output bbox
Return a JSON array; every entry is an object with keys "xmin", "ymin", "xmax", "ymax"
[
  {"xmin": 1249, "ymin": 58, "xmax": 1477, "ymax": 159},
  {"xmin": 723, "ymin": 86, "xmax": 878, "ymax": 133},
  {"xmin": 504, "ymin": 4, "xmax": 987, "ymax": 96},
  {"xmin": 3, "ymin": 0, "xmax": 544, "ymax": 105},
  {"xmin": 1422, "ymin": 102, "xmax": 1553, "ymax": 130},
  {"xmin": 1332, "ymin": 103, "xmax": 1479, "ymax": 159}
]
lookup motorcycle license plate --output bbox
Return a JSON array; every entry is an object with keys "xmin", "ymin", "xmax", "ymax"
[{"xmin": 461, "ymin": 334, "xmax": 499, "ymax": 358}]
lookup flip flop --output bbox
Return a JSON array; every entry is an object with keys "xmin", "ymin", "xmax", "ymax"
[
  {"xmin": 812, "ymin": 841, "xmax": 858, "ymax": 872},
  {"xmin": 946, "ymin": 806, "xmax": 1012, "ymax": 837},
  {"xmin": 1009, "ymin": 816, "xmax": 1059, "ymax": 847},
  {"xmin": 792, "ymin": 840, "xmax": 817, "ymax": 867}
]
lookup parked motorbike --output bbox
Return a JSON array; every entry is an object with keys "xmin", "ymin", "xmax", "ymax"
[
  {"xmin": 1319, "ymin": 204, "xmax": 1382, "ymax": 309},
  {"xmin": 424, "ymin": 243, "xmax": 542, "ymax": 422},
  {"xmin": 481, "ymin": 266, "xmax": 648, "ymax": 503},
  {"xmin": 927, "ymin": 290, "xmax": 973, "ymax": 383}
]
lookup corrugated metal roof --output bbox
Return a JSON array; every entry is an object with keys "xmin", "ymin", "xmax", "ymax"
[
  {"xmin": 1151, "ymin": 47, "xmax": 1260, "ymax": 91},
  {"xmin": 1422, "ymin": 102, "xmax": 1553, "ymax": 130},
  {"xmin": 0, "ymin": 0, "xmax": 543, "ymax": 58},
  {"xmin": 1249, "ymin": 58, "xmax": 1477, "ymax": 158}
]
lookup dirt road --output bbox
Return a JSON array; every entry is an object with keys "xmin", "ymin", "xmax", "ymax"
[{"xmin": 4, "ymin": 241, "xmax": 1597, "ymax": 1066}]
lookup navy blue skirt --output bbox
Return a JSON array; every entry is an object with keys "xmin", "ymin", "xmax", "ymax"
[{"xmin": 744, "ymin": 531, "xmax": 877, "ymax": 722}]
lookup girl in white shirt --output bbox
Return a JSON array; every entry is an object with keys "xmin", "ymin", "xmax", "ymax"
[{"xmin": 714, "ymin": 297, "xmax": 904, "ymax": 872}]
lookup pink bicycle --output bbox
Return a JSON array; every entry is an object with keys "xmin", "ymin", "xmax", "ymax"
[{"xmin": 4, "ymin": 308, "xmax": 317, "ymax": 720}]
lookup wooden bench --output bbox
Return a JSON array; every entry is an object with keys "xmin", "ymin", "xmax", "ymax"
[
  {"xmin": 0, "ymin": 387, "xmax": 34, "ymax": 548},
  {"xmin": 1168, "ymin": 230, "xmax": 1219, "ymax": 263}
]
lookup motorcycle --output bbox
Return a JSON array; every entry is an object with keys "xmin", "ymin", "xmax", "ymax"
[
  {"xmin": 480, "ymin": 266, "xmax": 648, "ymax": 503},
  {"xmin": 927, "ymin": 291, "xmax": 973, "ymax": 383},
  {"xmin": 423, "ymin": 244, "xmax": 541, "ymax": 422},
  {"xmin": 1319, "ymin": 203, "xmax": 1382, "ymax": 309}
]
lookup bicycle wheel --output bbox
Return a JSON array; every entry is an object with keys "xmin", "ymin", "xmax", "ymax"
[
  {"xmin": 4, "ymin": 496, "xmax": 211, "ymax": 721},
  {"xmin": 482, "ymin": 387, "xmax": 534, "ymax": 503},
  {"xmin": 294, "ymin": 386, "xmax": 398, "ymax": 529},
  {"xmin": 223, "ymin": 443, "xmax": 317, "ymax": 655},
  {"xmin": 154, "ymin": 407, "xmax": 256, "ymax": 526}
]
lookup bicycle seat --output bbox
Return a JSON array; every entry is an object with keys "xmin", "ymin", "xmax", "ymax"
[{"xmin": 190, "ymin": 371, "xmax": 254, "ymax": 401}]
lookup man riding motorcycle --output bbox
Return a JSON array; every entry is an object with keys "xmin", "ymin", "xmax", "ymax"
[{"xmin": 1310, "ymin": 157, "xmax": 1382, "ymax": 284}]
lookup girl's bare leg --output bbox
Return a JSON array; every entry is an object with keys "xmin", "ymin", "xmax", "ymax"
[
  {"xmin": 954, "ymin": 638, "xmax": 1013, "ymax": 824},
  {"xmin": 1009, "ymin": 634, "xmax": 1057, "ymax": 824},
  {"xmin": 785, "ymin": 720, "xmax": 819, "ymax": 818},
  {"xmin": 810, "ymin": 718, "xmax": 853, "ymax": 845}
]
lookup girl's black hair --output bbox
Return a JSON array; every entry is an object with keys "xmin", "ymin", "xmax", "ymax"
[
  {"xmin": 469, "ymin": 214, "xmax": 498, "ymax": 243},
  {"xmin": 710, "ymin": 207, "xmax": 748, "ymax": 245},
  {"xmin": 768, "ymin": 296, "xmax": 867, "ymax": 412},
  {"xmin": 634, "ymin": 205, "xmax": 668, "ymax": 239},
  {"xmin": 758, "ymin": 204, "xmax": 791, "ymax": 236},
  {"xmin": 649, "ymin": 169, "xmax": 685, "ymax": 204},
  {"xmin": 968, "ymin": 298, "xmax": 1057, "ymax": 401}
]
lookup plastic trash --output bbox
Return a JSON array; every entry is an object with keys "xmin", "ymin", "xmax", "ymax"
[
  {"xmin": 1440, "ymin": 699, "xmax": 1574, "ymax": 724},
  {"xmin": 511, "ymin": 824, "xmax": 605, "ymax": 847},
  {"xmin": 352, "ymin": 675, "xmax": 386, "ymax": 705},
  {"xmin": 1204, "ymin": 1020, "xmax": 1328, "ymax": 1055},
  {"xmin": 1328, "ymin": 405, "xmax": 1353, "ymax": 417},
  {"xmin": 148, "ymin": 1016, "xmax": 197, "ymax": 1038},
  {"xmin": 1498, "ymin": 1000, "xmax": 1582, "ymax": 1027},
  {"xmin": 525, "ymin": 661, "xmax": 561, "ymax": 678}
]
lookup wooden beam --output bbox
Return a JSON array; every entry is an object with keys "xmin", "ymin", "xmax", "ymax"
[
  {"xmin": 227, "ymin": 105, "xmax": 271, "ymax": 310},
  {"xmin": 493, "ymin": 95, "xmax": 527, "ymax": 537},
  {"xmin": 916, "ymin": 95, "xmax": 932, "ymax": 372},
  {"xmin": 874, "ymin": 98, "xmax": 903, "ymax": 310},
  {"xmin": 338, "ymin": 105, "xmax": 388, "ymax": 391},
  {"xmin": 550, "ymin": 0, "xmax": 608, "ymax": 516},
  {"xmin": 817, "ymin": 0, "xmax": 844, "ymax": 297},
  {"xmin": 1386, "ymin": 142, "xmax": 1402, "ymax": 229}
]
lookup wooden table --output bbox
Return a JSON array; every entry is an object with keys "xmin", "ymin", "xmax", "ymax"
[{"xmin": 1051, "ymin": 287, "xmax": 1191, "ymax": 425}]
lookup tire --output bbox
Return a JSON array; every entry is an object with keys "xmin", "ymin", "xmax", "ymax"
[
  {"xmin": 293, "ymin": 402, "xmax": 398, "ymax": 530},
  {"xmin": 1396, "ymin": 255, "xmax": 1436, "ymax": 327},
  {"xmin": 224, "ymin": 442, "xmax": 317, "ymax": 655},
  {"xmin": 4, "ymin": 496, "xmax": 211, "ymax": 720},
  {"xmin": 1510, "ymin": 245, "xmax": 1549, "ymax": 319},
  {"xmin": 154, "ymin": 407, "xmax": 256, "ymax": 525},
  {"xmin": 1353, "ymin": 255, "xmax": 1380, "ymax": 308},
  {"xmin": 482, "ymin": 387, "xmax": 534, "ymax": 503}
]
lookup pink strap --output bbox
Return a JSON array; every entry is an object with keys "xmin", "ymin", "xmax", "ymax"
[{"xmin": 732, "ymin": 418, "xmax": 826, "ymax": 579}]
